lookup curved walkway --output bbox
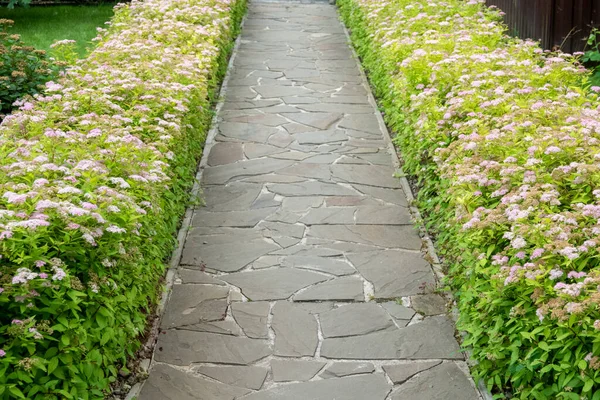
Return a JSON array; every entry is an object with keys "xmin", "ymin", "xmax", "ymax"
[{"xmin": 139, "ymin": 1, "xmax": 482, "ymax": 399}]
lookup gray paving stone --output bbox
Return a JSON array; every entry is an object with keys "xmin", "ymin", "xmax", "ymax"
[
  {"xmin": 352, "ymin": 184, "xmax": 409, "ymax": 206},
  {"xmin": 389, "ymin": 362, "xmax": 479, "ymax": 400},
  {"xmin": 223, "ymin": 269, "xmax": 329, "ymax": 300},
  {"xmin": 382, "ymin": 361, "xmax": 442, "ymax": 384},
  {"xmin": 331, "ymin": 164, "xmax": 402, "ymax": 188},
  {"xmin": 204, "ymin": 158, "xmax": 293, "ymax": 185},
  {"xmin": 347, "ymin": 250, "xmax": 434, "ymax": 298},
  {"xmin": 155, "ymin": 331, "xmax": 271, "ymax": 365},
  {"xmin": 279, "ymin": 163, "xmax": 332, "ymax": 180},
  {"xmin": 181, "ymin": 320, "xmax": 243, "ymax": 335},
  {"xmin": 200, "ymin": 182, "xmax": 263, "ymax": 211},
  {"xmin": 192, "ymin": 207, "xmax": 278, "ymax": 227},
  {"xmin": 260, "ymin": 221, "xmax": 306, "ymax": 239},
  {"xmin": 281, "ymin": 196, "xmax": 324, "ymax": 211},
  {"xmin": 178, "ymin": 269, "xmax": 226, "ymax": 285},
  {"xmin": 308, "ymin": 225, "xmax": 422, "ymax": 249},
  {"xmin": 240, "ymin": 374, "xmax": 392, "ymax": 400},
  {"xmin": 161, "ymin": 285, "xmax": 229, "ymax": 329},
  {"xmin": 321, "ymin": 362, "xmax": 375, "ymax": 379},
  {"xmin": 272, "ymin": 302, "xmax": 318, "ymax": 357},
  {"xmin": 231, "ymin": 302, "xmax": 270, "ymax": 339},
  {"xmin": 267, "ymin": 181, "xmax": 357, "ymax": 197},
  {"xmin": 208, "ymin": 142, "xmax": 245, "ymax": 166},
  {"xmin": 217, "ymin": 122, "xmax": 280, "ymax": 143},
  {"xmin": 382, "ymin": 301, "xmax": 416, "ymax": 321},
  {"xmin": 195, "ymin": 366, "xmax": 268, "ymax": 390},
  {"xmin": 299, "ymin": 207, "xmax": 355, "ymax": 225},
  {"xmin": 294, "ymin": 128, "xmax": 348, "ymax": 144},
  {"xmin": 281, "ymin": 112, "xmax": 342, "ymax": 130},
  {"xmin": 355, "ymin": 205, "xmax": 412, "ymax": 225},
  {"xmin": 181, "ymin": 229, "xmax": 279, "ymax": 272},
  {"xmin": 281, "ymin": 255, "xmax": 355, "ymax": 276},
  {"xmin": 294, "ymin": 276, "xmax": 364, "ymax": 301},
  {"xmin": 243, "ymin": 143, "xmax": 286, "ymax": 159},
  {"xmin": 319, "ymin": 303, "xmax": 393, "ymax": 338},
  {"xmin": 271, "ymin": 360, "xmax": 326, "ymax": 382},
  {"xmin": 411, "ymin": 294, "xmax": 448, "ymax": 316},
  {"xmin": 140, "ymin": 363, "xmax": 251, "ymax": 400},
  {"xmin": 321, "ymin": 317, "xmax": 463, "ymax": 360}
]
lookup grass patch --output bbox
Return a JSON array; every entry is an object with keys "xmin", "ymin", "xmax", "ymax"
[{"xmin": 0, "ymin": 4, "xmax": 115, "ymax": 56}]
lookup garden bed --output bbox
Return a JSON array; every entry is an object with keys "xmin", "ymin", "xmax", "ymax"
[
  {"xmin": 0, "ymin": 0, "xmax": 245, "ymax": 397},
  {"xmin": 338, "ymin": 0, "xmax": 600, "ymax": 398}
]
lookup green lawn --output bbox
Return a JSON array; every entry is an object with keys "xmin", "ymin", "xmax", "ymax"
[{"xmin": 0, "ymin": 4, "xmax": 116, "ymax": 57}]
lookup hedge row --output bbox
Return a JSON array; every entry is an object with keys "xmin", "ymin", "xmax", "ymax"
[
  {"xmin": 0, "ymin": 0, "xmax": 245, "ymax": 397},
  {"xmin": 338, "ymin": 0, "xmax": 600, "ymax": 398}
]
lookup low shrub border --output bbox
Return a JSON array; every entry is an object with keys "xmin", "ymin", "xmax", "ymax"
[
  {"xmin": 0, "ymin": 0, "xmax": 245, "ymax": 397},
  {"xmin": 338, "ymin": 0, "xmax": 600, "ymax": 398}
]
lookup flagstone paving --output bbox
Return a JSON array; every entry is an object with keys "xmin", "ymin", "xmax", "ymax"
[{"xmin": 139, "ymin": 1, "xmax": 482, "ymax": 399}]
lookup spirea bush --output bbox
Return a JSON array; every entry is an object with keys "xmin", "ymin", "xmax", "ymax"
[
  {"xmin": 0, "ymin": 19, "xmax": 61, "ymax": 116},
  {"xmin": 0, "ymin": 0, "xmax": 245, "ymax": 397},
  {"xmin": 338, "ymin": 0, "xmax": 600, "ymax": 398}
]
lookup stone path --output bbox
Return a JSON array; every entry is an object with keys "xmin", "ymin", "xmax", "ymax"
[{"xmin": 139, "ymin": 1, "xmax": 482, "ymax": 399}]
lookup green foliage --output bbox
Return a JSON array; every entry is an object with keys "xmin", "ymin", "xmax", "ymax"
[
  {"xmin": 338, "ymin": 0, "xmax": 600, "ymax": 397},
  {"xmin": 0, "ymin": 4, "xmax": 117, "ymax": 57},
  {"xmin": 583, "ymin": 28, "xmax": 600, "ymax": 87},
  {"xmin": 0, "ymin": 0, "xmax": 246, "ymax": 397},
  {"xmin": 0, "ymin": 19, "xmax": 61, "ymax": 114}
]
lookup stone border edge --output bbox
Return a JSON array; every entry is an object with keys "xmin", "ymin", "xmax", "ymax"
[
  {"xmin": 123, "ymin": 14, "xmax": 248, "ymax": 400},
  {"xmin": 337, "ymin": 11, "xmax": 494, "ymax": 400}
]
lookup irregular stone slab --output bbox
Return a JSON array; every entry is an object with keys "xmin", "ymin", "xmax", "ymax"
[
  {"xmin": 218, "ymin": 122, "xmax": 280, "ymax": 143},
  {"xmin": 181, "ymin": 229, "xmax": 279, "ymax": 272},
  {"xmin": 267, "ymin": 131, "xmax": 294, "ymax": 148},
  {"xmin": 223, "ymin": 269, "xmax": 328, "ymax": 301},
  {"xmin": 319, "ymin": 303, "xmax": 393, "ymax": 338},
  {"xmin": 272, "ymin": 302, "xmax": 319, "ymax": 357},
  {"xmin": 411, "ymin": 294, "xmax": 448, "ymax": 316},
  {"xmin": 331, "ymin": 164, "xmax": 402, "ymax": 188},
  {"xmin": 231, "ymin": 302, "xmax": 270, "ymax": 339},
  {"xmin": 346, "ymin": 250, "xmax": 434, "ymax": 298},
  {"xmin": 355, "ymin": 205, "xmax": 412, "ymax": 225},
  {"xmin": 299, "ymin": 207, "xmax": 355, "ymax": 225},
  {"xmin": 270, "ymin": 150, "xmax": 313, "ymax": 161},
  {"xmin": 140, "ymin": 363, "xmax": 251, "ymax": 400},
  {"xmin": 294, "ymin": 128, "xmax": 348, "ymax": 144},
  {"xmin": 161, "ymin": 285, "xmax": 229, "ymax": 329},
  {"xmin": 294, "ymin": 276, "xmax": 364, "ymax": 301},
  {"xmin": 308, "ymin": 225, "xmax": 421, "ymax": 250},
  {"xmin": 281, "ymin": 112, "xmax": 342, "ymax": 130},
  {"xmin": 208, "ymin": 142, "xmax": 245, "ymax": 166},
  {"xmin": 155, "ymin": 331, "xmax": 271, "ymax": 365},
  {"xmin": 204, "ymin": 158, "xmax": 293, "ymax": 185},
  {"xmin": 240, "ymin": 373, "xmax": 392, "ymax": 400},
  {"xmin": 253, "ymin": 255, "xmax": 281, "ymax": 269},
  {"xmin": 271, "ymin": 360, "xmax": 326, "ymax": 382},
  {"xmin": 254, "ymin": 85, "xmax": 312, "ymax": 98},
  {"xmin": 201, "ymin": 182, "xmax": 263, "ymax": 212},
  {"xmin": 338, "ymin": 113, "xmax": 381, "ymax": 133},
  {"xmin": 382, "ymin": 361, "xmax": 442, "ymax": 384},
  {"xmin": 260, "ymin": 221, "xmax": 306, "ymax": 239},
  {"xmin": 382, "ymin": 301, "xmax": 416, "ymax": 321},
  {"xmin": 244, "ymin": 143, "xmax": 286, "ymax": 159},
  {"xmin": 281, "ymin": 255, "xmax": 355, "ymax": 276},
  {"xmin": 324, "ymin": 195, "xmax": 378, "ymax": 207},
  {"xmin": 279, "ymin": 163, "xmax": 332, "ymax": 180},
  {"xmin": 321, "ymin": 317, "xmax": 463, "ymax": 360},
  {"xmin": 195, "ymin": 365, "xmax": 268, "ymax": 390},
  {"xmin": 352, "ymin": 184, "xmax": 409, "ymax": 207},
  {"xmin": 321, "ymin": 362, "xmax": 375, "ymax": 379},
  {"xmin": 389, "ymin": 362, "xmax": 479, "ymax": 400},
  {"xmin": 251, "ymin": 192, "xmax": 280, "ymax": 209},
  {"xmin": 182, "ymin": 320, "xmax": 243, "ymax": 335},
  {"xmin": 192, "ymin": 207, "xmax": 278, "ymax": 228},
  {"xmin": 228, "ymin": 113, "xmax": 288, "ymax": 126},
  {"xmin": 267, "ymin": 181, "xmax": 357, "ymax": 197},
  {"xmin": 297, "ymin": 103, "xmax": 374, "ymax": 114},
  {"xmin": 178, "ymin": 269, "xmax": 226, "ymax": 285},
  {"xmin": 281, "ymin": 196, "xmax": 324, "ymax": 211}
]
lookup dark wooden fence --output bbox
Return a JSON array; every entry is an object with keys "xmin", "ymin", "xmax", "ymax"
[{"xmin": 485, "ymin": 0, "xmax": 600, "ymax": 53}]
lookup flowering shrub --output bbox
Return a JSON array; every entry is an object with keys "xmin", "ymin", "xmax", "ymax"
[
  {"xmin": 338, "ymin": 0, "xmax": 600, "ymax": 398},
  {"xmin": 0, "ymin": 0, "xmax": 245, "ymax": 397},
  {"xmin": 0, "ymin": 19, "xmax": 62, "ymax": 115}
]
